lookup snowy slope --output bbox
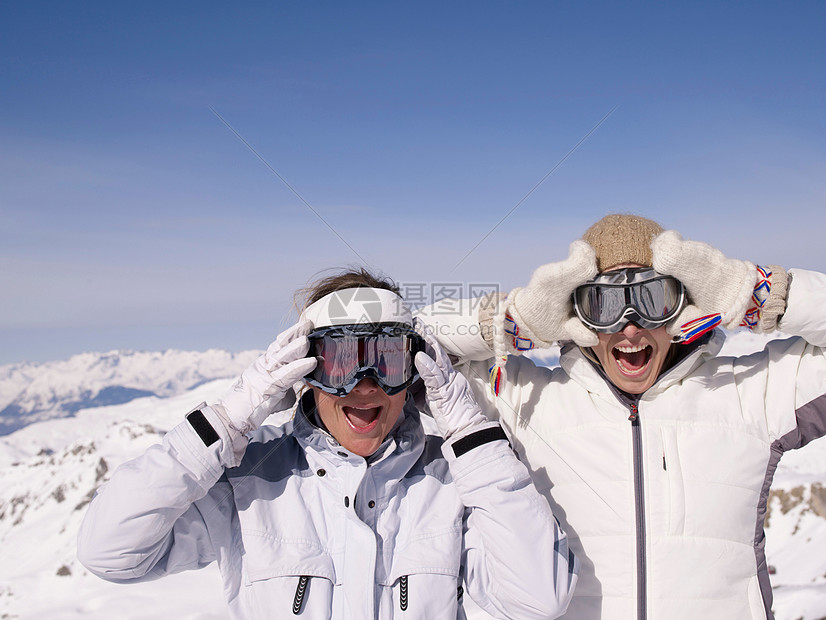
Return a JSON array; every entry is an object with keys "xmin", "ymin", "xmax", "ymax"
[
  {"xmin": 1, "ymin": 333, "xmax": 825, "ymax": 619},
  {"xmin": 0, "ymin": 349, "xmax": 259, "ymax": 435},
  {"xmin": 0, "ymin": 380, "xmax": 234, "ymax": 619},
  {"xmin": 763, "ymin": 428, "xmax": 826, "ymax": 620}
]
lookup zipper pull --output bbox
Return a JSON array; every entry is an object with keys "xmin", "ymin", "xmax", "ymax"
[
  {"xmin": 293, "ymin": 576, "xmax": 309, "ymax": 614},
  {"xmin": 628, "ymin": 403, "xmax": 639, "ymax": 422},
  {"xmin": 399, "ymin": 575, "xmax": 409, "ymax": 611}
]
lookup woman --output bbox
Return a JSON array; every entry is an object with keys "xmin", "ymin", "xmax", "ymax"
[
  {"xmin": 77, "ymin": 268, "xmax": 578, "ymax": 619},
  {"xmin": 416, "ymin": 214, "xmax": 826, "ymax": 619}
]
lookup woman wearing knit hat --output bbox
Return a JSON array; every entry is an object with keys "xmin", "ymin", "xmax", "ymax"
[
  {"xmin": 78, "ymin": 267, "xmax": 578, "ymax": 619},
  {"xmin": 417, "ymin": 214, "xmax": 825, "ymax": 619}
]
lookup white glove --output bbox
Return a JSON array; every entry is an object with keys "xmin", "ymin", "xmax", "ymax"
[
  {"xmin": 507, "ymin": 240, "xmax": 599, "ymax": 347},
  {"xmin": 214, "ymin": 320, "xmax": 317, "ymax": 436},
  {"xmin": 651, "ymin": 230, "xmax": 757, "ymax": 332},
  {"xmin": 414, "ymin": 330, "xmax": 488, "ymax": 441}
]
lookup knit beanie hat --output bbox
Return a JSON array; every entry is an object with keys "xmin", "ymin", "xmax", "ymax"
[{"xmin": 582, "ymin": 214, "xmax": 664, "ymax": 272}]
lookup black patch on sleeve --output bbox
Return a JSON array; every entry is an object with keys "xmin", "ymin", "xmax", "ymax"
[
  {"xmin": 452, "ymin": 426, "xmax": 509, "ymax": 458},
  {"xmin": 187, "ymin": 409, "xmax": 220, "ymax": 446}
]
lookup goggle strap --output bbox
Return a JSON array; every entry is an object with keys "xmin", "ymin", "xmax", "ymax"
[{"xmin": 673, "ymin": 313, "xmax": 721, "ymax": 344}]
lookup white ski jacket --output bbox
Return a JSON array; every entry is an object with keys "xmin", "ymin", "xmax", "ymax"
[
  {"xmin": 77, "ymin": 393, "xmax": 578, "ymax": 619},
  {"xmin": 416, "ymin": 268, "xmax": 826, "ymax": 620}
]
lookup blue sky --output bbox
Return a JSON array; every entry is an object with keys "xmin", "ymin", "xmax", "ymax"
[{"xmin": 1, "ymin": 1, "xmax": 824, "ymax": 365}]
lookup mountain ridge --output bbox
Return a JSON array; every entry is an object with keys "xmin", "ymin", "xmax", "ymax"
[{"xmin": 0, "ymin": 348, "xmax": 260, "ymax": 435}]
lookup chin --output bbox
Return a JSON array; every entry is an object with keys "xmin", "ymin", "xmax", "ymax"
[
  {"xmin": 609, "ymin": 362, "xmax": 662, "ymax": 394},
  {"xmin": 342, "ymin": 436, "xmax": 384, "ymax": 458},
  {"xmin": 616, "ymin": 379, "xmax": 654, "ymax": 395}
]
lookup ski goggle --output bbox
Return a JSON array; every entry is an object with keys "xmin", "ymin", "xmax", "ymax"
[
  {"xmin": 304, "ymin": 323, "xmax": 425, "ymax": 396},
  {"xmin": 572, "ymin": 267, "xmax": 686, "ymax": 334}
]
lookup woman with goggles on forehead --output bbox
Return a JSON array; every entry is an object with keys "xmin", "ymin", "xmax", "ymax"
[
  {"xmin": 77, "ymin": 268, "xmax": 578, "ymax": 619},
  {"xmin": 417, "ymin": 214, "xmax": 826, "ymax": 620}
]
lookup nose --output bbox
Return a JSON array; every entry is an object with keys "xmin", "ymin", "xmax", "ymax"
[
  {"xmin": 621, "ymin": 322, "xmax": 643, "ymax": 337},
  {"xmin": 351, "ymin": 378, "xmax": 380, "ymax": 394}
]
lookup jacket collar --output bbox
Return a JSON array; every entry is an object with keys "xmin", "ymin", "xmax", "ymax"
[{"xmin": 559, "ymin": 329, "xmax": 726, "ymax": 400}]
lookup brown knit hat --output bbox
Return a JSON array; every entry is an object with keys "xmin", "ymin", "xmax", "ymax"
[{"xmin": 582, "ymin": 214, "xmax": 664, "ymax": 272}]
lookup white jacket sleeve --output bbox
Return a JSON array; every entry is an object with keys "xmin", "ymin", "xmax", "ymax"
[
  {"xmin": 415, "ymin": 297, "xmax": 555, "ymax": 433},
  {"xmin": 758, "ymin": 268, "xmax": 826, "ymax": 445},
  {"xmin": 416, "ymin": 297, "xmax": 496, "ymax": 361},
  {"xmin": 443, "ymin": 428, "xmax": 578, "ymax": 619},
  {"xmin": 778, "ymin": 269, "xmax": 826, "ymax": 347},
  {"xmin": 76, "ymin": 405, "xmax": 235, "ymax": 581}
]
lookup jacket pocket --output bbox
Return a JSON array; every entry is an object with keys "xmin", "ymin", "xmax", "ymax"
[
  {"xmin": 660, "ymin": 426, "xmax": 686, "ymax": 536},
  {"xmin": 242, "ymin": 533, "xmax": 337, "ymax": 618},
  {"xmin": 382, "ymin": 528, "xmax": 462, "ymax": 618}
]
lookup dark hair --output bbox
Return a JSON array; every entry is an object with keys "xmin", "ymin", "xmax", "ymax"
[{"xmin": 295, "ymin": 266, "xmax": 401, "ymax": 311}]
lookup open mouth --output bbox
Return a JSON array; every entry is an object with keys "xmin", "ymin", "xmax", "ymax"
[
  {"xmin": 342, "ymin": 405, "xmax": 382, "ymax": 433},
  {"xmin": 612, "ymin": 343, "xmax": 653, "ymax": 376}
]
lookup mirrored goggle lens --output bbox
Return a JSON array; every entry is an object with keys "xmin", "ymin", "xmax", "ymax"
[
  {"xmin": 574, "ymin": 277, "xmax": 683, "ymax": 327},
  {"xmin": 306, "ymin": 330, "xmax": 421, "ymax": 394}
]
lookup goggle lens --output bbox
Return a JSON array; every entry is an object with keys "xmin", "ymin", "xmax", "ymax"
[
  {"xmin": 573, "ymin": 269, "xmax": 685, "ymax": 333},
  {"xmin": 305, "ymin": 325, "xmax": 423, "ymax": 395}
]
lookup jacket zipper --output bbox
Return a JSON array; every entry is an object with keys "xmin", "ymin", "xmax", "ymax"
[
  {"xmin": 592, "ymin": 344, "xmax": 707, "ymax": 620},
  {"xmin": 628, "ymin": 403, "xmax": 647, "ymax": 620}
]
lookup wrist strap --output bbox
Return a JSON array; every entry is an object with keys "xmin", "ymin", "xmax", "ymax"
[
  {"xmin": 187, "ymin": 409, "xmax": 220, "ymax": 446},
  {"xmin": 452, "ymin": 425, "xmax": 509, "ymax": 457}
]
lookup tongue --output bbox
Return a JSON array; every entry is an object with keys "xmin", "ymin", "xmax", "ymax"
[
  {"xmin": 343, "ymin": 406, "xmax": 380, "ymax": 428},
  {"xmin": 616, "ymin": 349, "xmax": 648, "ymax": 371}
]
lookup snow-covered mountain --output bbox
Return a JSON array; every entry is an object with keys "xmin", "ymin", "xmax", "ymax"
[
  {"xmin": 0, "ymin": 377, "xmax": 233, "ymax": 619},
  {"xmin": 0, "ymin": 334, "xmax": 825, "ymax": 619},
  {"xmin": 0, "ymin": 349, "xmax": 260, "ymax": 435}
]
